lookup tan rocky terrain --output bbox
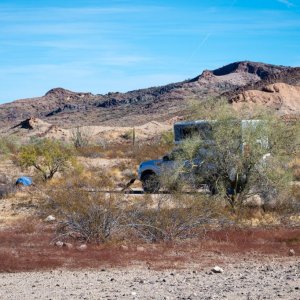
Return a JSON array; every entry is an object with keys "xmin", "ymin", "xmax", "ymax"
[
  {"xmin": 232, "ymin": 83, "xmax": 300, "ymax": 115},
  {"xmin": 0, "ymin": 116, "xmax": 173, "ymax": 144}
]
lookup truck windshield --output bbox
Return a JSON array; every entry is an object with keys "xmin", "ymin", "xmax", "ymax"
[{"xmin": 174, "ymin": 122, "xmax": 213, "ymax": 143}]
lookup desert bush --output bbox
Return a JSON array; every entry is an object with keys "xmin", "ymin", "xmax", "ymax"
[
  {"xmin": 76, "ymin": 145, "xmax": 104, "ymax": 158},
  {"xmin": 52, "ymin": 165, "xmax": 113, "ymax": 191},
  {"xmin": 0, "ymin": 138, "xmax": 10, "ymax": 156},
  {"xmin": 0, "ymin": 185, "xmax": 14, "ymax": 199},
  {"xmin": 158, "ymin": 169, "xmax": 184, "ymax": 192},
  {"xmin": 126, "ymin": 194, "xmax": 225, "ymax": 242},
  {"xmin": 54, "ymin": 193, "xmax": 224, "ymax": 244},
  {"xmin": 178, "ymin": 100, "xmax": 299, "ymax": 210},
  {"xmin": 17, "ymin": 139, "xmax": 73, "ymax": 181},
  {"xmin": 0, "ymin": 136, "xmax": 20, "ymax": 156},
  {"xmin": 160, "ymin": 130, "xmax": 174, "ymax": 147},
  {"xmin": 49, "ymin": 172, "xmax": 127, "ymax": 243},
  {"xmin": 121, "ymin": 128, "xmax": 136, "ymax": 145},
  {"xmin": 49, "ymin": 167, "xmax": 225, "ymax": 244},
  {"xmin": 271, "ymin": 183, "xmax": 300, "ymax": 215},
  {"xmin": 71, "ymin": 127, "xmax": 93, "ymax": 148},
  {"xmin": 57, "ymin": 194, "xmax": 127, "ymax": 243},
  {"xmin": 291, "ymin": 158, "xmax": 300, "ymax": 180}
]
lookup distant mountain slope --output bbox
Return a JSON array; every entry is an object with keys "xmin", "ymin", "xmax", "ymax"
[{"xmin": 0, "ymin": 61, "xmax": 299, "ymax": 128}]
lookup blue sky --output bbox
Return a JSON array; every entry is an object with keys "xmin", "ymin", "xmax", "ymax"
[{"xmin": 0, "ymin": 0, "xmax": 300, "ymax": 104}]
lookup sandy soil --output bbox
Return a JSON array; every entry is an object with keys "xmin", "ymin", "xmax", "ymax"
[
  {"xmin": 0, "ymin": 258, "xmax": 299, "ymax": 300},
  {"xmin": 0, "ymin": 117, "xmax": 172, "ymax": 145}
]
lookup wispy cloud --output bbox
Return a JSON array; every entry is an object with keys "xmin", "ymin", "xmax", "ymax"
[
  {"xmin": 0, "ymin": 5, "xmax": 169, "ymax": 22},
  {"xmin": 0, "ymin": 23, "xmax": 100, "ymax": 35},
  {"xmin": 1, "ymin": 54, "xmax": 152, "ymax": 76},
  {"xmin": 277, "ymin": 0, "xmax": 294, "ymax": 7},
  {"xmin": 0, "ymin": 1, "xmax": 299, "ymax": 103}
]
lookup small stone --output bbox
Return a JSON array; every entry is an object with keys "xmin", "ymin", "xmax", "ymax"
[
  {"xmin": 65, "ymin": 243, "xmax": 73, "ymax": 249},
  {"xmin": 136, "ymin": 246, "xmax": 145, "ymax": 252},
  {"xmin": 289, "ymin": 249, "xmax": 295, "ymax": 256},
  {"xmin": 77, "ymin": 244, "xmax": 87, "ymax": 251},
  {"xmin": 55, "ymin": 241, "xmax": 64, "ymax": 248},
  {"xmin": 45, "ymin": 215, "xmax": 56, "ymax": 222},
  {"xmin": 131, "ymin": 292, "xmax": 137, "ymax": 296},
  {"xmin": 120, "ymin": 245, "xmax": 129, "ymax": 251},
  {"xmin": 211, "ymin": 266, "xmax": 224, "ymax": 273}
]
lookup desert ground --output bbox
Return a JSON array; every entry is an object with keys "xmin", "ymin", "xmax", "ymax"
[
  {"xmin": 1, "ymin": 257, "xmax": 300, "ymax": 300},
  {"xmin": 0, "ymin": 62, "xmax": 299, "ymax": 299},
  {"xmin": 0, "ymin": 125, "xmax": 300, "ymax": 299},
  {"xmin": 0, "ymin": 167, "xmax": 299, "ymax": 300}
]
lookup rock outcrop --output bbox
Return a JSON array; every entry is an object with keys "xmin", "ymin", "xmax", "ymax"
[{"xmin": 232, "ymin": 83, "xmax": 300, "ymax": 115}]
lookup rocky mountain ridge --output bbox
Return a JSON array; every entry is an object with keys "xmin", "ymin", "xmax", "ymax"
[{"xmin": 0, "ymin": 61, "xmax": 299, "ymax": 128}]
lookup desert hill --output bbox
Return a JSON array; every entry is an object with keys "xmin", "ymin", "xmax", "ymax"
[
  {"xmin": 232, "ymin": 83, "xmax": 300, "ymax": 115},
  {"xmin": 0, "ymin": 116, "xmax": 174, "ymax": 145},
  {"xmin": 0, "ymin": 61, "xmax": 299, "ymax": 129}
]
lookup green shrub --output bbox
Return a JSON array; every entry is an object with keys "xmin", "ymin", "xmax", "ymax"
[
  {"xmin": 178, "ymin": 100, "xmax": 299, "ymax": 210},
  {"xmin": 18, "ymin": 139, "xmax": 73, "ymax": 181},
  {"xmin": 0, "ymin": 136, "xmax": 19, "ymax": 156}
]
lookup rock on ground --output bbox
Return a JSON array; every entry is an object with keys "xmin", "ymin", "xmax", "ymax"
[{"xmin": 0, "ymin": 260, "xmax": 299, "ymax": 300}]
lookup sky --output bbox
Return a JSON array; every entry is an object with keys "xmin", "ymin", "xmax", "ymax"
[{"xmin": 0, "ymin": 0, "xmax": 300, "ymax": 104}]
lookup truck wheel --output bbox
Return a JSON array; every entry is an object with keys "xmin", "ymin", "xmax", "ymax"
[
  {"xmin": 142, "ymin": 173, "xmax": 160, "ymax": 193},
  {"xmin": 207, "ymin": 180, "xmax": 218, "ymax": 195}
]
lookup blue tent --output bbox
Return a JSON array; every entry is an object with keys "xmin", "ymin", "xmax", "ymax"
[{"xmin": 16, "ymin": 176, "xmax": 32, "ymax": 186}]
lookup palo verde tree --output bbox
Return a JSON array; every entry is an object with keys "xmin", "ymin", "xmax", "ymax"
[
  {"xmin": 177, "ymin": 99, "xmax": 300, "ymax": 209},
  {"xmin": 18, "ymin": 138, "xmax": 73, "ymax": 181}
]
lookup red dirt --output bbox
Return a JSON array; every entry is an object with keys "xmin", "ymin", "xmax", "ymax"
[{"xmin": 0, "ymin": 222, "xmax": 299, "ymax": 273}]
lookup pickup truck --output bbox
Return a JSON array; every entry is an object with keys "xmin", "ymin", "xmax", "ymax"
[
  {"xmin": 137, "ymin": 119, "xmax": 267, "ymax": 193},
  {"xmin": 138, "ymin": 148, "xmax": 217, "ymax": 193}
]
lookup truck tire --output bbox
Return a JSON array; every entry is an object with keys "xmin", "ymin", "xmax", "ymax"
[
  {"xmin": 206, "ymin": 176, "xmax": 219, "ymax": 195},
  {"xmin": 141, "ymin": 173, "xmax": 160, "ymax": 193},
  {"xmin": 207, "ymin": 181, "xmax": 218, "ymax": 195}
]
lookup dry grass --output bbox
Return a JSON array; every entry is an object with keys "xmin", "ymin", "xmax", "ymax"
[
  {"xmin": 291, "ymin": 158, "xmax": 300, "ymax": 180},
  {"xmin": 73, "ymin": 133, "xmax": 172, "ymax": 163},
  {"xmin": 75, "ymin": 145, "xmax": 104, "ymax": 158}
]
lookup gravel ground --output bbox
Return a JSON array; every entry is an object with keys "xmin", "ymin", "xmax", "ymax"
[{"xmin": 0, "ymin": 259, "xmax": 299, "ymax": 300}]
